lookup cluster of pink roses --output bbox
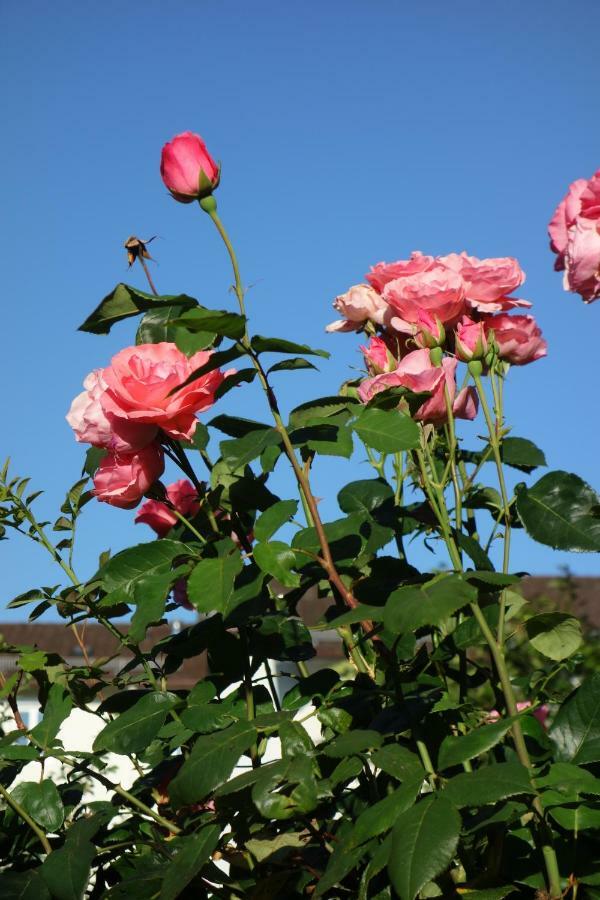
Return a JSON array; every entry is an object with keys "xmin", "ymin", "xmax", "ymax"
[
  {"xmin": 549, "ymin": 168, "xmax": 600, "ymax": 303},
  {"xmin": 67, "ymin": 343, "xmax": 226, "ymax": 508},
  {"xmin": 327, "ymin": 251, "xmax": 547, "ymax": 424}
]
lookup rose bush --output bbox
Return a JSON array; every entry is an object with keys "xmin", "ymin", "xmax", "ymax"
[{"xmin": 1, "ymin": 132, "xmax": 599, "ymax": 900}]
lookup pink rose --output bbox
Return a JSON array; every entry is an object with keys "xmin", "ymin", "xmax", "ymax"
[
  {"xmin": 100, "ymin": 343, "xmax": 225, "ymax": 442},
  {"xmin": 93, "ymin": 443, "xmax": 165, "ymax": 509},
  {"xmin": 366, "ymin": 252, "xmax": 436, "ymax": 293},
  {"xmin": 359, "ymin": 336, "xmax": 397, "ymax": 374},
  {"xmin": 66, "ymin": 370, "xmax": 157, "ymax": 453},
  {"xmin": 548, "ymin": 179, "xmax": 589, "ymax": 268},
  {"xmin": 358, "ymin": 348, "xmax": 478, "ymax": 426},
  {"xmin": 564, "ymin": 216, "xmax": 600, "ymax": 302},
  {"xmin": 439, "ymin": 252, "xmax": 527, "ymax": 313},
  {"xmin": 454, "ymin": 316, "xmax": 488, "ymax": 362},
  {"xmin": 382, "ymin": 266, "xmax": 466, "ymax": 333},
  {"xmin": 135, "ymin": 479, "xmax": 200, "ymax": 537},
  {"xmin": 326, "ymin": 284, "xmax": 388, "ymax": 333},
  {"xmin": 484, "ymin": 314, "xmax": 547, "ymax": 365},
  {"xmin": 160, "ymin": 131, "xmax": 219, "ymax": 203},
  {"xmin": 549, "ymin": 170, "xmax": 600, "ymax": 302}
]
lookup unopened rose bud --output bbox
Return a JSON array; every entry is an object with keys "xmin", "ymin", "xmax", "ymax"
[
  {"xmin": 455, "ymin": 316, "xmax": 488, "ymax": 362},
  {"xmin": 414, "ymin": 311, "xmax": 445, "ymax": 349},
  {"xmin": 160, "ymin": 131, "xmax": 220, "ymax": 203}
]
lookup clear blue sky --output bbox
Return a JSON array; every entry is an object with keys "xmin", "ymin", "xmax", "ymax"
[{"xmin": 2, "ymin": 0, "xmax": 600, "ymax": 622}]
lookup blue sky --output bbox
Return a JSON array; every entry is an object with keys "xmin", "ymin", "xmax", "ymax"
[{"xmin": 2, "ymin": 0, "xmax": 600, "ymax": 622}]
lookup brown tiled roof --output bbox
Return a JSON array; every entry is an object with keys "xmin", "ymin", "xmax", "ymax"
[{"xmin": 521, "ymin": 576, "xmax": 600, "ymax": 629}]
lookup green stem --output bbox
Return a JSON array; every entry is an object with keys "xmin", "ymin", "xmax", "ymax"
[
  {"xmin": 0, "ymin": 781, "xmax": 52, "ymax": 854},
  {"xmin": 473, "ymin": 375, "xmax": 512, "ymax": 644},
  {"xmin": 172, "ymin": 508, "xmax": 206, "ymax": 544}
]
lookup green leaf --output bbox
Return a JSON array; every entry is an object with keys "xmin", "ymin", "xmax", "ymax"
[
  {"xmin": 95, "ymin": 540, "xmax": 190, "ymax": 601},
  {"xmin": 291, "ymin": 422, "xmax": 354, "ymax": 458},
  {"xmin": 251, "ymin": 335, "xmax": 329, "ymax": 358},
  {"xmin": 267, "ymin": 357, "xmax": 318, "ymax": 374},
  {"xmin": 253, "ymin": 541, "xmax": 300, "ymax": 587},
  {"xmin": 323, "ymin": 729, "xmax": 383, "ymax": 758},
  {"xmin": 549, "ymin": 803, "xmax": 600, "ymax": 831},
  {"xmin": 210, "ymin": 414, "xmax": 271, "ymax": 437},
  {"xmin": 338, "ymin": 478, "xmax": 394, "ymax": 515},
  {"xmin": 30, "ymin": 685, "xmax": 72, "ymax": 748},
  {"xmin": 159, "ymin": 826, "xmax": 221, "ymax": 900},
  {"xmin": 175, "ymin": 345, "xmax": 245, "ymax": 391},
  {"xmin": 130, "ymin": 567, "xmax": 186, "ymax": 642},
  {"xmin": 353, "ymin": 407, "xmax": 420, "ymax": 453},
  {"xmin": 93, "ymin": 692, "xmax": 178, "ymax": 755},
  {"xmin": 254, "ymin": 500, "xmax": 298, "ymax": 542},
  {"xmin": 389, "ymin": 796, "xmax": 461, "ymax": 900},
  {"xmin": 187, "ymin": 550, "xmax": 244, "ymax": 613},
  {"xmin": 79, "ymin": 283, "xmax": 197, "ymax": 334},
  {"xmin": 11, "ymin": 781, "xmax": 64, "ymax": 832},
  {"xmin": 214, "ymin": 367, "xmax": 257, "ymax": 399},
  {"xmin": 41, "ymin": 826, "xmax": 96, "ymax": 900},
  {"xmin": 525, "ymin": 612, "xmax": 583, "ymax": 661},
  {"xmin": 438, "ymin": 718, "xmax": 515, "ymax": 771},
  {"xmin": 220, "ymin": 428, "xmax": 281, "ymax": 471},
  {"xmin": 539, "ymin": 762, "xmax": 600, "ymax": 809},
  {"xmin": 136, "ymin": 304, "xmax": 187, "ymax": 343},
  {"xmin": 168, "ymin": 720, "xmax": 257, "ymax": 806},
  {"xmin": 550, "ymin": 673, "xmax": 600, "ymax": 764},
  {"xmin": 177, "ymin": 307, "xmax": 247, "ymax": 339},
  {"xmin": 351, "ymin": 778, "xmax": 423, "ymax": 846},
  {"xmin": 288, "ymin": 395, "xmax": 358, "ymax": 428},
  {"xmin": 383, "ymin": 574, "xmax": 477, "ymax": 634},
  {"xmin": 443, "ymin": 762, "xmax": 534, "ymax": 807},
  {"xmin": 0, "ymin": 870, "xmax": 50, "ymax": 900},
  {"xmin": 515, "ymin": 470, "xmax": 600, "ymax": 552},
  {"xmin": 501, "ymin": 436, "xmax": 546, "ymax": 473},
  {"xmin": 372, "ymin": 744, "xmax": 424, "ymax": 782}
]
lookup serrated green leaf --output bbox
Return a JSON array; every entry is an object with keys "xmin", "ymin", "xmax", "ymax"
[
  {"xmin": 443, "ymin": 762, "xmax": 534, "ymax": 807},
  {"xmin": 251, "ymin": 335, "xmax": 329, "ymax": 358},
  {"xmin": 93, "ymin": 692, "xmax": 178, "ymax": 755},
  {"xmin": 353, "ymin": 407, "xmax": 420, "ymax": 453},
  {"xmin": 438, "ymin": 718, "xmax": 516, "ymax": 771},
  {"xmin": 159, "ymin": 826, "xmax": 221, "ymax": 900},
  {"xmin": 186, "ymin": 550, "xmax": 243, "ymax": 613},
  {"xmin": 389, "ymin": 796, "xmax": 461, "ymax": 900},
  {"xmin": 79, "ymin": 283, "xmax": 197, "ymax": 334},
  {"xmin": 383, "ymin": 574, "xmax": 477, "ymax": 634},
  {"xmin": 525, "ymin": 612, "xmax": 582, "ymax": 661},
  {"xmin": 515, "ymin": 470, "xmax": 600, "ymax": 552},
  {"xmin": 254, "ymin": 500, "xmax": 298, "ymax": 542},
  {"xmin": 169, "ymin": 720, "xmax": 257, "ymax": 806},
  {"xmin": 550, "ymin": 673, "xmax": 600, "ymax": 764},
  {"xmin": 253, "ymin": 541, "xmax": 300, "ymax": 587}
]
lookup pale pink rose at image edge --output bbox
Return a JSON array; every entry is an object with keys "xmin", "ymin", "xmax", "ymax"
[
  {"xmin": 160, "ymin": 131, "xmax": 219, "ymax": 203},
  {"xmin": 549, "ymin": 169, "xmax": 600, "ymax": 302}
]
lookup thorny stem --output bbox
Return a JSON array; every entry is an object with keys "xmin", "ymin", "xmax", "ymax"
[{"xmin": 203, "ymin": 201, "xmax": 376, "ymax": 670}]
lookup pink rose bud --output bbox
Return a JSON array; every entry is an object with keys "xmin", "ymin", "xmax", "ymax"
[
  {"xmin": 483, "ymin": 314, "xmax": 547, "ymax": 365},
  {"xmin": 454, "ymin": 316, "xmax": 488, "ymax": 361},
  {"xmin": 100, "ymin": 343, "xmax": 226, "ymax": 443},
  {"xmin": 413, "ymin": 310, "xmax": 445, "ymax": 349},
  {"xmin": 93, "ymin": 443, "xmax": 165, "ymax": 509},
  {"xmin": 135, "ymin": 479, "xmax": 200, "ymax": 537},
  {"xmin": 326, "ymin": 284, "xmax": 388, "ymax": 333},
  {"xmin": 359, "ymin": 336, "xmax": 397, "ymax": 374},
  {"xmin": 160, "ymin": 131, "xmax": 220, "ymax": 203}
]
